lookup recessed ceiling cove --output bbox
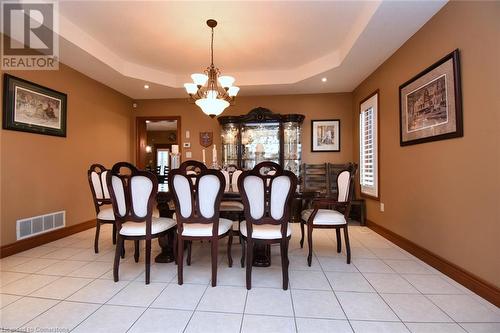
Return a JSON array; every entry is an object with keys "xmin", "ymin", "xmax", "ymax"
[{"xmin": 53, "ymin": 1, "xmax": 447, "ymax": 98}]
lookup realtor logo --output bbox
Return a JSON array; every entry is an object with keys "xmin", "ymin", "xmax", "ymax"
[{"xmin": 1, "ymin": 0, "xmax": 59, "ymax": 70}]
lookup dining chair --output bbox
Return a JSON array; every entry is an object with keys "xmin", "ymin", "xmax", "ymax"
[
  {"xmin": 107, "ymin": 162, "xmax": 176, "ymax": 284},
  {"xmin": 239, "ymin": 162, "xmax": 297, "ymax": 290},
  {"xmin": 87, "ymin": 164, "xmax": 116, "ymax": 253},
  {"xmin": 300, "ymin": 164, "xmax": 357, "ymax": 265},
  {"xmin": 220, "ymin": 166, "xmax": 244, "ymax": 221},
  {"xmin": 170, "ymin": 160, "xmax": 233, "ymax": 287}
]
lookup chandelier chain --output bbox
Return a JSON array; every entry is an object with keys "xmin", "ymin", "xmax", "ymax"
[{"xmin": 210, "ymin": 26, "xmax": 214, "ymax": 66}]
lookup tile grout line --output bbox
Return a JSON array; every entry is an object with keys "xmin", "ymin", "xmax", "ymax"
[
  {"xmin": 182, "ymin": 279, "xmax": 211, "ymax": 333},
  {"xmin": 124, "ymin": 279, "xmax": 171, "ymax": 333},
  {"xmin": 68, "ymin": 273, "xmax": 139, "ymax": 332},
  {"xmin": 239, "ymin": 284, "xmax": 249, "ymax": 333},
  {"xmin": 313, "ymin": 239, "xmax": 355, "ymax": 333}
]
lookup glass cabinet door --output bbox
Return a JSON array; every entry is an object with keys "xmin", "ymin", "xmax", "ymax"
[
  {"xmin": 221, "ymin": 123, "xmax": 239, "ymax": 167},
  {"xmin": 283, "ymin": 121, "xmax": 302, "ymax": 177},
  {"xmin": 241, "ymin": 122, "xmax": 280, "ymax": 170}
]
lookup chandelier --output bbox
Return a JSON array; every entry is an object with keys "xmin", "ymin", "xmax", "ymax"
[{"xmin": 184, "ymin": 19, "xmax": 239, "ymax": 118}]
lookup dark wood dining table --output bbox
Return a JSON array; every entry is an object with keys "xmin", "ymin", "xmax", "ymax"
[{"xmin": 153, "ymin": 184, "xmax": 319, "ymax": 266}]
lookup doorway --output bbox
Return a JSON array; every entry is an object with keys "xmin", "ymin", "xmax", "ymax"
[{"xmin": 136, "ymin": 116, "xmax": 181, "ymax": 171}]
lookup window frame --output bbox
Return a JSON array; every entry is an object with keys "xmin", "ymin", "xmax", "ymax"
[{"xmin": 359, "ymin": 90, "xmax": 380, "ymax": 200}]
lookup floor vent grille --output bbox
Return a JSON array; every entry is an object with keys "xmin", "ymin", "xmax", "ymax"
[{"xmin": 16, "ymin": 211, "xmax": 66, "ymax": 240}]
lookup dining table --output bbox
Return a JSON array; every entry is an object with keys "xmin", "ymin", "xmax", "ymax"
[{"xmin": 153, "ymin": 183, "xmax": 320, "ymax": 266}]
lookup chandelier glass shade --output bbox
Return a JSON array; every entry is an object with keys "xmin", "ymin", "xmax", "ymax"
[{"xmin": 184, "ymin": 19, "xmax": 239, "ymax": 118}]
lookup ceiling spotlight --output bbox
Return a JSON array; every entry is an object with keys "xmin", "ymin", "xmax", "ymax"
[
  {"xmin": 321, "ymin": 77, "xmax": 327, "ymax": 82},
  {"xmin": 144, "ymin": 84, "xmax": 150, "ymax": 89}
]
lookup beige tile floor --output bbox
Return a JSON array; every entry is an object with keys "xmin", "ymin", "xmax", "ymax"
[{"xmin": 0, "ymin": 223, "xmax": 499, "ymax": 333}]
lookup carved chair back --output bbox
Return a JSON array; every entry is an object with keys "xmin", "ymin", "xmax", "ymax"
[
  {"xmin": 169, "ymin": 162, "xmax": 225, "ymax": 237},
  {"xmin": 221, "ymin": 164, "xmax": 243, "ymax": 192},
  {"xmin": 88, "ymin": 164, "xmax": 111, "ymax": 213},
  {"xmin": 106, "ymin": 162, "xmax": 158, "ymax": 238},
  {"xmin": 238, "ymin": 162, "xmax": 297, "ymax": 239},
  {"xmin": 179, "ymin": 160, "xmax": 208, "ymax": 185},
  {"xmin": 316, "ymin": 164, "xmax": 358, "ymax": 219}
]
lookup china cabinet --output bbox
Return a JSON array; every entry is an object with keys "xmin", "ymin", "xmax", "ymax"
[{"xmin": 218, "ymin": 107, "xmax": 304, "ymax": 177}]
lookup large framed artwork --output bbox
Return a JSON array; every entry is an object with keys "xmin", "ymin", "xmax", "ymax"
[
  {"xmin": 311, "ymin": 119, "xmax": 340, "ymax": 152},
  {"xmin": 3, "ymin": 74, "xmax": 67, "ymax": 137},
  {"xmin": 399, "ymin": 49, "xmax": 462, "ymax": 146}
]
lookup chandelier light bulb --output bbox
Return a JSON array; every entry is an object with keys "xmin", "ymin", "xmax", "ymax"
[
  {"xmin": 184, "ymin": 83, "xmax": 198, "ymax": 95},
  {"xmin": 218, "ymin": 75, "xmax": 235, "ymax": 88},
  {"xmin": 227, "ymin": 86, "xmax": 240, "ymax": 97},
  {"xmin": 191, "ymin": 73, "xmax": 208, "ymax": 86}
]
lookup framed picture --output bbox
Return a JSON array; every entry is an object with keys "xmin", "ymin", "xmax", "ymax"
[
  {"xmin": 311, "ymin": 119, "xmax": 340, "ymax": 152},
  {"xmin": 3, "ymin": 74, "xmax": 67, "ymax": 137},
  {"xmin": 399, "ymin": 49, "xmax": 462, "ymax": 146}
]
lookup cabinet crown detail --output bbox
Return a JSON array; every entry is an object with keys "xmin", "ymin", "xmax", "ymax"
[{"xmin": 218, "ymin": 107, "xmax": 305, "ymax": 124}]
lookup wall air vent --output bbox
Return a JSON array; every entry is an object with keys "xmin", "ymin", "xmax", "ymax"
[{"xmin": 16, "ymin": 211, "xmax": 66, "ymax": 240}]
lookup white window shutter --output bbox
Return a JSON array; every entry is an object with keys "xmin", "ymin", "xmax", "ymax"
[{"xmin": 360, "ymin": 93, "xmax": 378, "ymax": 198}]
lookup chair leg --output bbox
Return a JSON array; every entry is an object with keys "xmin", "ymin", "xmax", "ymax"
[
  {"xmin": 134, "ymin": 240, "xmax": 140, "ymax": 263},
  {"xmin": 246, "ymin": 239, "xmax": 253, "ymax": 290},
  {"xmin": 227, "ymin": 231, "xmax": 233, "ymax": 267},
  {"xmin": 280, "ymin": 239, "xmax": 289, "ymax": 290},
  {"xmin": 240, "ymin": 237, "xmax": 246, "ymax": 268},
  {"xmin": 173, "ymin": 231, "xmax": 178, "ymax": 265},
  {"xmin": 113, "ymin": 236, "xmax": 123, "ymax": 282},
  {"xmin": 112, "ymin": 223, "xmax": 117, "ymax": 245},
  {"xmin": 343, "ymin": 225, "xmax": 351, "ymax": 264},
  {"xmin": 299, "ymin": 220, "xmax": 305, "ymax": 248},
  {"xmin": 186, "ymin": 241, "xmax": 192, "ymax": 266},
  {"xmin": 177, "ymin": 238, "xmax": 184, "ymax": 285},
  {"xmin": 211, "ymin": 238, "xmax": 218, "ymax": 287},
  {"xmin": 121, "ymin": 244, "xmax": 125, "ymax": 259},
  {"xmin": 94, "ymin": 221, "xmax": 101, "ymax": 254},
  {"xmin": 335, "ymin": 228, "xmax": 342, "ymax": 253},
  {"xmin": 307, "ymin": 224, "xmax": 313, "ymax": 266},
  {"xmin": 145, "ymin": 239, "xmax": 151, "ymax": 284}
]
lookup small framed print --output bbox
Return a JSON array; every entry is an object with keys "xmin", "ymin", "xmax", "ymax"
[
  {"xmin": 311, "ymin": 119, "xmax": 340, "ymax": 152},
  {"xmin": 399, "ymin": 49, "xmax": 463, "ymax": 146},
  {"xmin": 3, "ymin": 74, "xmax": 67, "ymax": 137}
]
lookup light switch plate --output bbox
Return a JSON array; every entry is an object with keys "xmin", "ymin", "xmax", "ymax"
[
  {"xmin": 380, "ymin": 203, "xmax": 385, "ymax": 212},
  {"xmin": 185, "ymin": 130, "xmax": 190, "ymax": 139},
  {"xmin": 186, "ymin": 151, "xmax": 192, "ymax": 158}
]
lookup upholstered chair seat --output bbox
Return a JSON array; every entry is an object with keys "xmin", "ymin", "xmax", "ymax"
[
  {"xmin": 98, "ymin": 205, "xmax": 159, "ymax": 221},
  {"xmin": 301, "ymin": 209, "xmax": 346, "ymax": 225},
  {"xmin": 300, "ymin": 165, "xmax": 357, "ymax": 266},
  {"xmin": 170, "ymin": 160, "xmax": 233, "ymax": 287},
  {"xmin": 96, "ymin": 206, "xmax": 115, "ymax": 220},
  {"xmin": 240, "ymin": 221, "xmax": 292, "ymax": 239},
  {"xmin": 181, "ymin": 218, "xmax": 232, "ymax": 237},
  {"xmin": 108, "ymin": 162, "xmax": 177, "ymax": 284},
  {"xmin": 220, "ymin": 201, "xmax": 244, "ymax": 211},
  {"xmin": 119, "ymin": 217, "xmax": 176, "ymax": 237}
]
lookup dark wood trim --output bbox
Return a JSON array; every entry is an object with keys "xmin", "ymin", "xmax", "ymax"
[
  {"xmin": 359, "ymin": 90, "xmax": 380, "ymax": 201},
  {"xmin": 135, "ymin": 116, "xmax": 181, "ymax": 169},
  {"xmin": 0, "ymin": 219, "xmax": 96, "ymax": 258},
  {"xmin": 366, "ymin": 219, "xmax": 500, "ymax": 307}
]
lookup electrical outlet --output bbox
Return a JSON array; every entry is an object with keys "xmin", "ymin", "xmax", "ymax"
[{"xmin": 380, "ymin": 203, "xmax": 385, "ymax": 212}]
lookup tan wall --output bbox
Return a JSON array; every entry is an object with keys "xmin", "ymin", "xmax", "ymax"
[
  {"xmin": 352, "ymin": 1, "xmax": 500, "ymax": 287},
  {"xmin": 0, "ymin": 64, "xmax": 132, "ymax": 246},
  {"xmin": 133, "ymin": 93, "xmax": 353, "ymax": 165}
]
